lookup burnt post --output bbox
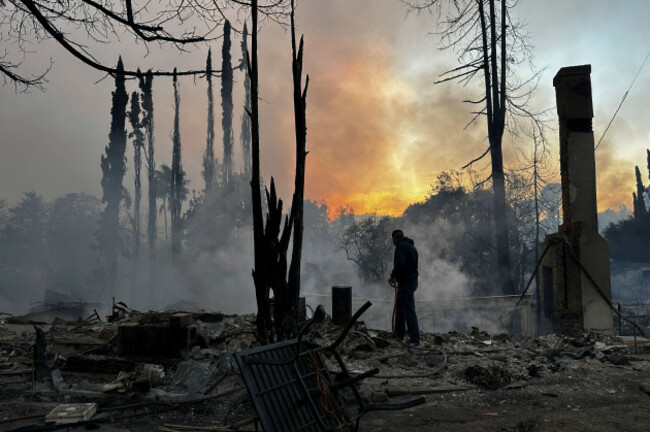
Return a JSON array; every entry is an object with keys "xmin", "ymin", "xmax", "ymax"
[
  {"xmin": 332, "ymin": 286, "xmax": 352, "ymax": 325},
  {"xmin": 539, "ymin": 65, "xmax": 613, "ymax": 335}
]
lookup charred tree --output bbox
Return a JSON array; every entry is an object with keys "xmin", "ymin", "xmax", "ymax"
[
  {"xmin": 139, "ymin": 71, "xmax": 157, "ymax": 255},
  {"xmin": 285, "ymin": 0, "xmax": 309, "ymax": 338},
  {"xmin": 247, "ymin": 0, "xmax": 308, "ymax": 343},
  {"xmin": 128, "ymin": 91, "xmax": 144, "ymax": 258},
  {"xmin": 239, "ymin": 23, "xmax": 252, "ymax": 178},
  {"xmin": 203, "ymin": 49, "xmax": 216, "ymax": 191},
  {"xmin": 221, "ymin": 20, "xmax": 234, "ymax": 185},
  {"xmin": 170, "ymin": 70, "xmax": 184, "ymax": 256},
  {"xmin": 265, "ymin": 179, "xmax": 294, "ymax": 340},
  {"xmin": 478, "ymin": 0, "xmax": 514, "ymax": 294},
  {"xmin": 404, "ymin": 0, "xmax": 549, "ymax": 295},
  {"xmin": 533, "ymin": 133, "xmax": 541, "ymax": 322},
  {"xmin": 98, "ymin": 57, "xmax": 129, "ymax": 300},
  {"xmin": 248, "ymin": 0, "xmax": 273, "ymax": 344}
]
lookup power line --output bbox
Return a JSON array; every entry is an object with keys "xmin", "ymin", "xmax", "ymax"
[{"xmin": 595, "ymin": 48, "xmax": 650, "ymax": 151}]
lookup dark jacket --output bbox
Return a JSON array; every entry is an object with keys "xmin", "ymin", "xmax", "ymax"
[{"xmin": 390, "ymin": 237, "xmax": 419, "ymax": 283}]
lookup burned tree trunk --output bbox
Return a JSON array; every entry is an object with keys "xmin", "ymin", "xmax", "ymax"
[
  {"xmin": 247, "ymin": 0, "xmax": 309, "ymax": 343},
  {"xmin": 266, "ymin": 180, "xmax": 294, "ymax": 340},
  {"xmin": 128, "ymin": 91, "xmax": 144, "ymax": 258},
  {"xmin": 286, "ymin": 0, "xmax": 309, "ymax": 337},
  {"xmin": 98, "ymin": 57, "xmax": 128, "ymax": 300},
  {"xmin": 402, "ymin": 0, "xmax": 547, "ymax": 295},
  {"xmin": 478, "ymin": 0, "xmax": 516, "ymax": 294},
  {"xmin": 248, "ymin": 0, "xmax": 273, "ymax": 344},
  {"xmin": 221, "ymin": 20, "xmax": 234, "ymax": 185},
  {"xmin": 203, "ymin": 49, "xmax": 216, "ymax": 191},
  {"xmin": 170, "ymin": 70, "xmax": 184, "ymax": 256},
  {"xmin": 139, "ymin": 71, "xmax": 157, "ymax": 256},
  {"xmin": 240, "ymin": 23, "xmax": 252, "ymax": 179}
]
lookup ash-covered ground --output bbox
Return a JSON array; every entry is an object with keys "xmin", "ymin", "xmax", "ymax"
[{"xmin": 1, "ymin": 306, "xmax": 649, "ymax": 432}]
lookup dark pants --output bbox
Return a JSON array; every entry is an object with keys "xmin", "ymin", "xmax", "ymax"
[{"xmin": 395, "ymin": 280, "xmax": 420, "ymax": 343}]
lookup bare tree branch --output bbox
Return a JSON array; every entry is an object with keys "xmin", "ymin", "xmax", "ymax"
[{"xmin": 461, "ymin": 145, "xmax": 490, "ymax": 169}]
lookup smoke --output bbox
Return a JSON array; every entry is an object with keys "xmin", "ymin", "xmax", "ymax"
[
  {"xmin": 596, "ymin": 139, "xmax": 636, "ymax": 212},
  {"xmin": 117, "ymin": 229, "xmax": 256, "ymax": 314}
]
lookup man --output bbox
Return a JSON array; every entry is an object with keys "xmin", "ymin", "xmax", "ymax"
[{"xmin": 388, "ymin": 229, "xmax": 420, "ymax": 346}]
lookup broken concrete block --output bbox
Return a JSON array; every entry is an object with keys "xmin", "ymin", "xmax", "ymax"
[
  {"xmin": 45, "ymin": 403, "xmax": 97, "ymax": 424},
  {"xmin": 117, "ymin": 324, "xmax": 197, "ymax": 358},
  {"xmin": 169, "ymin": 313, "xmax": 193, "ymax": 328}
]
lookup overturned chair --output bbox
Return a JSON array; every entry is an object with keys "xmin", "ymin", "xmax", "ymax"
[{"xmin": 234, "ymin": 301, "xmax": 425, "ymax": 432}]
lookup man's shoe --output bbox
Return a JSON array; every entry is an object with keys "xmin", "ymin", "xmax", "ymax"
[{"xmin": 407, "ymin": 340, "xmax": 420, "ymax": 347}]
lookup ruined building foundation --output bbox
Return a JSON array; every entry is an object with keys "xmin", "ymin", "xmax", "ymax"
[{"xmin": 539, "ymin": 65, "xmax": 614, "ymax": 335}]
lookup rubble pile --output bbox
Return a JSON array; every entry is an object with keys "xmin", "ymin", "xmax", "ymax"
[{"xmin": 1, "ymin": 305, "xmax": 649, "ymax": 431}]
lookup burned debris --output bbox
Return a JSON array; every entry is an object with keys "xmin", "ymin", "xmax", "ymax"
[
  {"xmin": 1, "ymin": 293, "xmax": 649, "ymax": 431},
  {"xmin": 235, "ymin": 302, "xmax": 424, "ymax": 432}
]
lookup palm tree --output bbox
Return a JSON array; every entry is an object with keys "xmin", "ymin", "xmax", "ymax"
[{"xmin": 155, "ymin": 164, "xmax": 189, "ymax": 244}]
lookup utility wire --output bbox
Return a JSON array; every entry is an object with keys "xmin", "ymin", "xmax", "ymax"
[{"xmin": 595, "ymin": 48, "xmax": 650, "ymax": 151}]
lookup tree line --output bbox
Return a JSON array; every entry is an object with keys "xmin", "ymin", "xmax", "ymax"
[{"xmin": 605, "ymin": 150, "xmax": 650, "ymax": 262}]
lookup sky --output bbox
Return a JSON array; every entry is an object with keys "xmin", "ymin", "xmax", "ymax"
[{"xmin": 1, "ymin": 0, "xmax": 649, "ymax": 216}]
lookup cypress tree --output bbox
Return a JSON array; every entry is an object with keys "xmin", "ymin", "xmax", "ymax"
[
  {"xmin": 138, "ymin": 70, "xmax": 157, "ymax": 255},
  {"xmin": 202, "ymin": 49, "xmax": 216, "ymax": 191},
  {"xmin": 221, "ymin": 20, "xmax": 234, "ymax": 185},
  {"xmin": 128, "ymin": 91, "xmax": 144, "ymax": 257},
  {"xmin": 171, "ymin": 69, "xmax": 184, "ymax": 255},
  {"xmin": 98, "ymin": 57, "xmax": 129, "ymax": 300},
  {"xmin": 634, "ymin": 165, "xmax": 645, "ymax": 219}
]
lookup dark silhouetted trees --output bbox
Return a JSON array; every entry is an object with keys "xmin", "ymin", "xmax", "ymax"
[
  {"xmin": 98, "ymin": 57, "xmax": 129, "ymax": 300},
  {"xmin": 0, "ymin": 192, "xmax": 102, "ymax": 309},
  {"xmin": 606, "ymin": 148, "xmax": 650, "ymax": 262},
  {"xmin": 170, "ymin": 70, "xmax": 184, "ymax": 256},
  {"xmin": 404, "ymin": 0, "xmax": 548, "ymax": 295},
  {"xmin": 128, "ymin": 90, "xmax": 144, "ymax": 257},
  {"xmin": 221, "ymin": 20, "xmax": 234, "ymax": 185},
  {"xmin": 203, "ymin": 49, "xmax": 216, "ymax": 191},
  {"xmin": 341, "ymin": 215, "xmax": 393, "ymax": 283},
  {"xmin": 248, "ymin": 0, "xmax": 309, "ymax": 343},
  {"xmin": 239, "ymin": 23, "xmax": 252, "ymax": 178},
  {"xmin": 139, "ymin": 71, "xmax": 157, "ymax": 255},
  {"xmin": 633, "ymin": 166, "xmax": 646, "ymax": 219},
  {"xmin": 48, "ymin": 193, "xmax": 102, "ymax": 296},
  {"xmin": 0, "ymin": 192, "xmax": 50, "ymax": 298},
  {"xmin": 285, "ymin": 0, "xmax": 309, "ymax": 338},
  {"xmin": 248, "ymin": 0, "xmax": 271, "ymax": 342}
]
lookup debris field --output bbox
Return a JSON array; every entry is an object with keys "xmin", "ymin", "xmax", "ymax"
[{"xmin": 1, "ymin": 304, "xmax": 649, "ymax": 431}]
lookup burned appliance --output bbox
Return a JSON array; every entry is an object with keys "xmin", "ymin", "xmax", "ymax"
[{"xmin": 235, "ymin": 302, "xmax": 425, "ymax": 432}]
